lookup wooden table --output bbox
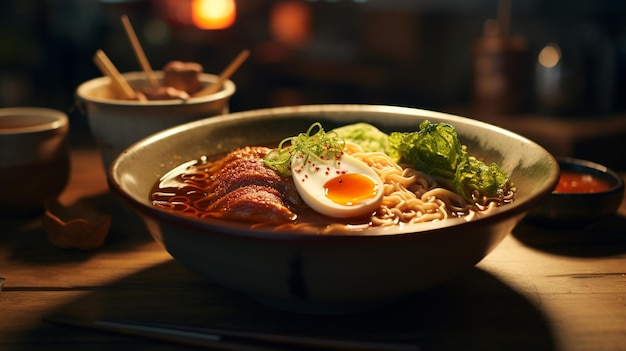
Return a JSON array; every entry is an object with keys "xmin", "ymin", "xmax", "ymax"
[{"xmin": 2, "ymin": 148, "xmax": 625, "ymax": 351}]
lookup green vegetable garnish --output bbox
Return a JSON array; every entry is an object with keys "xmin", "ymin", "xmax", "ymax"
[
  {"xmin": 389, "ymin": 120, "xmax": 513, "ymax": 202},
  {"xmin": 454, "ymin": 156, "xmax": 512, "ymax": 202},
  {"xmin": 265, "ymin": 120, "xmax": 513, "ymax": 204},
  {"xmin": 331, "ymin": 123, "xmax": 392, "ymax": 154},
  {"xmin": 389, "ymin": 121, "xmax": 466, "ymax": 181},
  {"xmin": 263, "ymin": 122, "xmax": 345, "ymax": 177}
]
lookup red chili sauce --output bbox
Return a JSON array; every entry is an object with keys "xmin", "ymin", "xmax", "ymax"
[{"xmin": 555, "ymin": 170, "xmax": 611, "ymax": 193}]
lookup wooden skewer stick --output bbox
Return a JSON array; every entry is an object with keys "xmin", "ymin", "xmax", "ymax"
[
  {"xmin": 93, "ymin": 49, "xmax": 136, "ymax": 100},
  {"xmin": 121, "ymin": 14, "xmax": 159, "ymax": 88},
  {"xmin": 193, "ymin": 49, "xmax": 250, "ymax": 97}
]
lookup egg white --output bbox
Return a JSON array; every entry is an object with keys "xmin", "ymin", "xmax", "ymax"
[{"xmin": 291, "ymin": 152, "xmax": 384, "ymax": 218}]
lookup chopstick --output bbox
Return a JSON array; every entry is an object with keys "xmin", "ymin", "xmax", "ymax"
[
  {"xmin": 46, "ymin": 317, "xmax": 269, "ymax": 351},
  {"xmin": 93, "ymin": 49, "xmax": 137, "ymax": 100},
  {"xmin": 45, "ymin": 317, "xmax": 420, "ymax": 351},
  {"xmin": 121, "ymin": 14, "xmax": 159, "ymax": 88},
  {"xmin": 193, "ymin": 49, "xmax": 250, "ymax": 97}
]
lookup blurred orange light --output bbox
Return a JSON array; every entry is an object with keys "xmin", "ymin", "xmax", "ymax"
[
  {"xmin": 192, "ymin": 0, "xmax": 236, "ymax": 30},
  {"xmin": 270, "ymin": 1, "xmax": 311, "ymax": 47},
  {"xmin": 538, "ymin": 43, "xmax": 561, "ymax": 68}
]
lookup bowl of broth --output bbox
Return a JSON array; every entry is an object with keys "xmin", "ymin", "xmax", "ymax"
[
  {"xmin": 0, "ymin": 107, "xmax": 70, "ymax": 218},
  {"xmin": 527, "ymin": 157, "xmax": 624, "ymax": 228},
  {"xmin": 108, "ymin": 104, "xmax": 558, "ymax": 314}
]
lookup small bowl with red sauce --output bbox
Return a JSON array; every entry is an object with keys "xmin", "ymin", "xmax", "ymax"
[{"xmin": 527, "ymin": 157, "xmax": 624, "ymax": 228}]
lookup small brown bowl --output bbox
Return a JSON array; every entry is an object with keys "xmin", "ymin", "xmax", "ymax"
[
  {"xmin": 0, "ymin": 107, "xmax": 71, "ymax": 217},
  {"xmin": 526, "ymin": 157, "xmax": 624, "ymax": 228}
]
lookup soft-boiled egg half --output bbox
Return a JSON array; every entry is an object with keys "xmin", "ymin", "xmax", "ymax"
[{"xmin": 291, "ymin": 152, "xmax": 384, "ymax": 218}]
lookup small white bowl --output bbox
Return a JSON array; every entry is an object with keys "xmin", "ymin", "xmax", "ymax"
[{"xmin": 76, "ymin": 71, "xmax": 236, "ymax": 170}]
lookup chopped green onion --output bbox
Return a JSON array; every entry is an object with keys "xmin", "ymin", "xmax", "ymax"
[{"xmin": 263, "ymin": 122, "xmax": 345, "ymax": 177}]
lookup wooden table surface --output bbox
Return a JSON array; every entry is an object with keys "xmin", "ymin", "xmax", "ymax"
[{"xmin": 2, "ymin": 148, "xmax": 625, "ymax": 351}]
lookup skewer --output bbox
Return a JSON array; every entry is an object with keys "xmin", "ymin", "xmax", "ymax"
[
  {"xmin": 121, "ymin": 14, "xmax": 159, "ymax": 88},
  {"xmin": 93, "ymin": 49, "xmax": 136, "ymax": 100},
  {"xmin": 193, "ymin": 49, "xmax": 250, "ymax": 97}
]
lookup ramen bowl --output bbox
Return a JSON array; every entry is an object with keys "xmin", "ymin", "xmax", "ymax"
[
  {"xmin": 108, "ymin": 104, "xmax": 558, "ymax": 314},
  {"xmin": 76, "ymin": 71, "xmax": 236, "ymax": 171},
  {"xmin": 526, "ymin": 157, "xmax": 624, "ymax": 228},
  {"xmin": 0, "ymin": 107, "xmax": 70, "ymax": 218}
]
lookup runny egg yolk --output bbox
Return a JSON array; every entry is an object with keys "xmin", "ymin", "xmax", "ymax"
[{"xmin": 323, "ymin": 173, "xmax": 379, "ymax": 206}]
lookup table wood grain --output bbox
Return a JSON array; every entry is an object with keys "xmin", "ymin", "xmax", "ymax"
[{"xmin": 1, "ymin": 148, "xmax": 625, "ymax": 351}]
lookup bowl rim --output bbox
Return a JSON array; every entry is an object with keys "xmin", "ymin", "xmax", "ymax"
[
  {"xmin": 0, "ymin": 107, "xmax": 68, "ymax": 134},
  {"xmin": 108, "ymin": 104, "xmax": 560, "ymax": 242},
  {"xmin": 554, "ymin": 157, "xmax": 625, "ymax": 194},
  {"xmin": 75, "ymin": 71, "xmax": 236, "ymax": 106}
]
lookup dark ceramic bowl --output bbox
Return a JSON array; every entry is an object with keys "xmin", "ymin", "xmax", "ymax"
[
  {"xmin": 526, "ymin": 157, "xmax": 624, "ymax": 228},
  {"xmin": 0, "ymin": 107, "xmax": 70, "ymax": 217},
  {"xmin": 108, "ymin": 105, "xmax": 558, "ymax": 314}
]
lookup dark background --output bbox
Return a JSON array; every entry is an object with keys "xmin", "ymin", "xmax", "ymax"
[{"xmin": 2, "ymin": 0, "xmax": 625, "ymax": 167}]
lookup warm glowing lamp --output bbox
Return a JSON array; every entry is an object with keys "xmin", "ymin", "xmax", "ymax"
[
  {"xmin": 538, "ymin": 43, "xmax": 561, "ymax": 68},
  {"xmin": 192, "ymin": 0, "xmax": 236, "ymax": 30},
  {"xmin": 270, "ymin": 1, "xmax": 311, "ymax": 47}
]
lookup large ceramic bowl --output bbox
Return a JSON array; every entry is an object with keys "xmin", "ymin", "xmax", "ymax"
[{"xmin": 108, "ymin": 105, "xmax": 558, "ymax": 314}]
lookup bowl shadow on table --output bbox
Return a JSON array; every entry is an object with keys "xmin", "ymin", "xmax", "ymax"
[
  {"xmin": 17, "ymin": 260, "xmax": 556, "ymax": 351},
  {"xmin": 0, "ymin": 192, "xmax": 153, "ymax": 265},
  {"xmin": 513, "ymin": 214, "xmax": 626, "ymax": 258}
]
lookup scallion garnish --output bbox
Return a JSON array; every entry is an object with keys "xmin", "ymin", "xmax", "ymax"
[{"xmin": 263, "ymin": 122, "xmax": 345, "ymax": 177}]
